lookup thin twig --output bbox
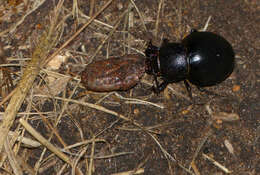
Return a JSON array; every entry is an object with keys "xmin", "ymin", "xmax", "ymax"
[
  {"xmin": 72, "ymin": 146, "xmax": 87, "ymax": 175},
  {"xmin": 202, "ymin": 153, "xmax": 232, "ymax": 173},
  {"xmin": 0, "ymin": 0, "xmax": 66, "ymax": 153},
  {"xmin": 87, "ymin": 136, "xmax": 95, "ymax": 175},
  {"xmin": 4, "ymin": 138, "xmax": 23, "ymax": 175},
  {"xmin": 19, "ymin": 118, "xmax": 71, "ymax": 165},
  {"xmin": 34, "ymin": 95, "xmax": 134, "ymax": 124},
  {"xmin": 114, "ymin": 92, "xmax": 164, "ymax": 109},
  {"xmin": 44, "ymin": 0, "xmax": 114, "ymax": 66},
  {"xmin": 0, "ymin": 0, "xmax": 47, "ymax": 37},
  {"xmin": 77, "ymin": 9, "xmax": 113, "ymax": 29},
  {"xmin": 130, "ymin": 0, "xmax": 147, "ymax": 32},
  {"xmin": 202, "ymin": 16, "xmax": 212, "ymax": 31},
  {"xmin": 61, "ymin": 139, "xmax": 105, "ymax": 151},
  {"xmin": 88, "ymin": 6, "xmax": 131, "ymax": 63},
  {"xmin": 154, "ymin": 0, "xmax": 164, "ymax": 37}
]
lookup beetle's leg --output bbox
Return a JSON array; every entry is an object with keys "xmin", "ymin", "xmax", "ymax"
[
  {"xmin": 153, "ymin": 74, "xmax": 159, "ymax": 89},
  {"xmin": 197, "ymin": 87, "xmax": 223, "ymax": 97},
  {"xmin": 150, "ymin": 73, "xmax": 160, "ymax": 94},
  {"xmin": 184, "ymin": 80, "xmax": 193, "ymax": 99},
  {"xmin": 152, "ymin": 80, "xmax": 168, "ymax": 94},
  {"xmin": 158, "ymin": 81, "xmax": 169, "ymax": 92}
]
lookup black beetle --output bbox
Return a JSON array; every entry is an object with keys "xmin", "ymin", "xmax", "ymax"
[{"xmin": 145, "ymin": 30, "xmax": 235, "ymax": 97}]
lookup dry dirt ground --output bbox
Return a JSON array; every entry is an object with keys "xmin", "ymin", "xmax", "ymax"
[{"xmin": 0, "ymin": 0, "xmax": 259, "ymax": 175}]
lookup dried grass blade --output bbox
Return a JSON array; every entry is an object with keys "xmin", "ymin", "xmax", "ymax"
[{"xmin": 0, "ymin": 1, "xmax": 63, "ymax": 153}]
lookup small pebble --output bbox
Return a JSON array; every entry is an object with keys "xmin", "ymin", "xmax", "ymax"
[{"xmin": 232, "ymin": 85, "xmax": 240, "ymax": 92}]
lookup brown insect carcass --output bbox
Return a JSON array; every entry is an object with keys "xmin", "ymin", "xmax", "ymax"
[{"xmin": 81, "ymin": 54, "xmax": 146, "ymax": 92}]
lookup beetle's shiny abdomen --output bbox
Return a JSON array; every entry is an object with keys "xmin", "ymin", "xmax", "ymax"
[
  {"xmin": 182, "ymin": 32, "xmax": 235, "ymax": 87},
  {"xmin": 159, "ymin": 43, "xmax": 188, "ymax": 83}
]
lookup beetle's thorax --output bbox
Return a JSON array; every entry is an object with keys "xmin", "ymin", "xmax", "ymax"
[{"xmin": 158, "ymin": 42, "xmax": 189, "ymax": 82}]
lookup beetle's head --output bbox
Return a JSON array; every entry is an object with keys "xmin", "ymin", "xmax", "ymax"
[{"xmin": 145, "ymin": 41, "xmax": 160, "ymax": 75}]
